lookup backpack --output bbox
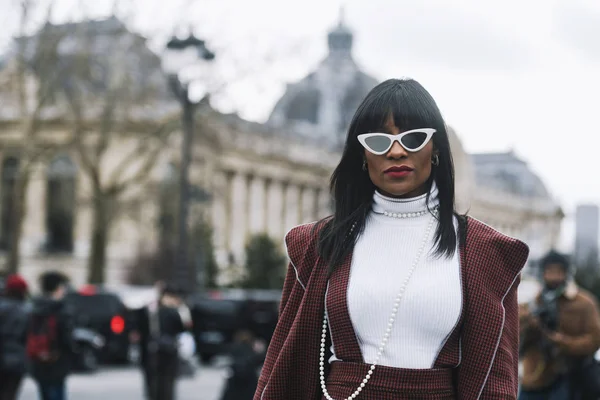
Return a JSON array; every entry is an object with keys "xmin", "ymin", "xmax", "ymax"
[{"xmin": 26, "ymin": 313, "xmax": 60, "ymax": 363}]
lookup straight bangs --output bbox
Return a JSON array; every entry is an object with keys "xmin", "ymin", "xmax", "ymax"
[{"xmin": 348, "ymin": 80, "xmax": 445, "ymax": 141}]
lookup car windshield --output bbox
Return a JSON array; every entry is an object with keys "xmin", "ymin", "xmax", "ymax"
[{"xmin": 65, "ymin": 293, "xmax": 123, "ymax": 316}]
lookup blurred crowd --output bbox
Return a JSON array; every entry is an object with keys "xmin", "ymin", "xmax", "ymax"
[{"xmin": 0, "ymin": 272, "xmax": 273, "ymax": 400}]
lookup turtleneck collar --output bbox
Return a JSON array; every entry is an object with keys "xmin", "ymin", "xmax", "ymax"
[{"xmin": 372, "ymin": 182, "xmax": 439, "ymax": 216}]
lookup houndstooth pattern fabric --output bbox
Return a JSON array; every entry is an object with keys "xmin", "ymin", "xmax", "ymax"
[
  {"xmin": 254, "ymin": 217, "xmax": 529, "ymax": 400},
  {"xmin": 456, "ymin": 217, "xmax": 527, "ymax": 399},
  {"xmin": 324, "ymin": 361, "xmax": 455, "ymax": 399},
  {"xmin": 327, "ymin": 252, "xmax": 364, "ymax": 363}
]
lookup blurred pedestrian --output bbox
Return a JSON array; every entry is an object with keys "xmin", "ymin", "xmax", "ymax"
[
  {"xmin": 519, "ymin": 250, "xmax": 600, "ymax": 400},
  {"xmin": 0, "ymin": 274, "xmax": 30, "ymax": 400},
  {"xmin": 219, "ymin": 330, "xmax": 262, "ymax": 400},
  {"xmin": 28, "ymin": 271, "xmax": 74, "ymax": 400},
  {"xmin": 136, "ymin": 283, "xmax": 186, "ymax": 400},
  {"xmin": 174, "ymin": 296, "xmax": 196, "ymax": 379}
]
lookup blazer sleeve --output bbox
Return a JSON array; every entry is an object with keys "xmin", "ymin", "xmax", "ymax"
[
  {"xmin": 255, "ymin": 223, "xmax": 317, "ymax": 400},
  {"xmin": 480, "ymin": 274, "xmax": 521, "ymax": 399},
  {"xmin": 278, "ymin": 262, "xmax": 298, "ymax": 317}
]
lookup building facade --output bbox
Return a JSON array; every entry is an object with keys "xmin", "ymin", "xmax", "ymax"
[
  {"xmin": 467, "ymin": 152, "xmax": 563, "ymax": 276},
  {"xmin": 0, "ymin": 17, "xmax": 563, "ymax": 288}
]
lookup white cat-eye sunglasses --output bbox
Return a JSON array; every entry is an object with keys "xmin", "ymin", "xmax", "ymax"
[{"xmin": 357, "ymin": 128, "xmax": 436, "ymax": 155}]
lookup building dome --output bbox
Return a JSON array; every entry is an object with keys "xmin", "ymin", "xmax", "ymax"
[
  {"xmin": 327, "ymin": 17, "xmax": 353, "ymax": 54},
  {"xmin": 268, "ymin": 14, "xmax": 378, "ymax": 148},
  {"xmin": 471, "ymin": 151, "xmax": 550, "ymax": 199}
]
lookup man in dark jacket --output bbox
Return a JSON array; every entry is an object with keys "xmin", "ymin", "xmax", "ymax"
[
  {"xmin": 28, "ymin": 271, "xmax": 74, "ymax": 400},
  {"xmin": 0, "ymin": 274, "xmax": 30, "ymax": 400},
  {"xmin": 134, "ymin": 283, "xmax": 186, "ymax": 400}
]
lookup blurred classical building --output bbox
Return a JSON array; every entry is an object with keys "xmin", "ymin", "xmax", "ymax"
[
  {"xmin": 0, "ymin": 16, "xmax": 562, "ymax": 287},
  {"xmin": 0, "ymin": 17, "xmax": 177, "ymax": 286},
  {"xmin": 468, "ymin": 152, "xmax": 563, "ymax": 276}
]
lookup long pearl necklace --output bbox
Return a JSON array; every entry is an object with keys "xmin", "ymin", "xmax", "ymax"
[{"xmin": 319, "ymin": 211, "xmax": 437, "ymax": 400}]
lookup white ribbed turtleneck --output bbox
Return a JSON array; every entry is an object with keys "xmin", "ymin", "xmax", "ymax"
[{"xmin": 329, "ymin": 184, "xmax": 462, "ymax": 369}]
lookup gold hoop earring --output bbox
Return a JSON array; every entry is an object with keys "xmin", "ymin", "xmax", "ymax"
[
  {"xmin": 362, "ymin": 159, "xmax": 368, "ymax": 171},
  {"xmin": 432, "ymin": 154, "xmax": 439, "ymax": 166}
]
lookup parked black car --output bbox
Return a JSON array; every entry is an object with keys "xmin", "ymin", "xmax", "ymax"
[
  {"xmin": 190, "ymin": 297, "xmax": 239, "ymax": 363},
  {"xmin": 188, "ymin": 289, "xmax": 280, "ymax": 364},
  {"xmin": 64, "ymin": 285, "xmax": 132, "ymax": 364}
]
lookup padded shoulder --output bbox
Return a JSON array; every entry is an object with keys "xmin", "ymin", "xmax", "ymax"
[{"xmin": 466, "ymin": 216, "xmax": 530, "ymax": 280}]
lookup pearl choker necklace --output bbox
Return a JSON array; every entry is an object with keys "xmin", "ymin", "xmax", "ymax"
[
  {"xmin": 377, "ymin": 205, "xmax": 439, "ymax": 219},
  {"xmin": 320, "ymin": 211, "xmax": 437, "ymax": 400}
]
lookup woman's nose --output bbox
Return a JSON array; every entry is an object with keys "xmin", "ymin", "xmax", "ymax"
[{"xmin": 387, "ymin": 140, "xmax": 408, "ymax": 159}]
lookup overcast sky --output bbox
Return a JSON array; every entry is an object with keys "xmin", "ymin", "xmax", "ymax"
[{"xmin": 2, "ymin": 0, "xmax": 600, "ymax": 251}]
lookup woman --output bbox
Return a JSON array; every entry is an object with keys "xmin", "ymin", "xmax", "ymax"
[
  {"xmin": 0, "ymin": 274, "xmax": 29, "ymax": 400},
  {"xmin": 254, "ymin": 78, "xmax": 529, "ymax": 400}
]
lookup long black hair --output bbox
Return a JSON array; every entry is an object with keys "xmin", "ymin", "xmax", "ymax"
[{"xmin": 317, "ymin": 78, "xmax": 458, "ymax": 274}]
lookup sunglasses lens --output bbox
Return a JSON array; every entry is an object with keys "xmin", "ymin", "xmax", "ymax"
[
  {"xmin": 400, "ymin": 131, "xmax": 428, "ymax": 150},
  {"xmin": 364, "ymin": 135, "xmax": 392, "ymax": 153}
]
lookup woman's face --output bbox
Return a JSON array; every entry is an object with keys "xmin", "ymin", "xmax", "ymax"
[{"xmin": 364, "ymin": 115, "xmax": 436, "ymax": 198}]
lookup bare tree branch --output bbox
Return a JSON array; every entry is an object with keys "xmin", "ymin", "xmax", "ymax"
[
  {"xmin": 111, "ymin": 141, "xmax": 166, "ymax": 195},
  {"xmin": 106, "ymin": 117, "xmax": 177, "ymax": 190}
]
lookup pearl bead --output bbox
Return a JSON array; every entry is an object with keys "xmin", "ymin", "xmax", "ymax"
[{"xmin": 379, "ymin": 206, "xmax": 438, "ymax": 219}]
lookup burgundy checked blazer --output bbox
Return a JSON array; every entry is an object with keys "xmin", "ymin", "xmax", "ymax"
[{"xmin": 255, "ymin": 216, "xmax": 529, "ymax": 400}]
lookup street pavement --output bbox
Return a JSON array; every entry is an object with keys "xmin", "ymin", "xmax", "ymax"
[{"xmin": 19, "ymin": 360, "xmax": 229, "ymax": 400}]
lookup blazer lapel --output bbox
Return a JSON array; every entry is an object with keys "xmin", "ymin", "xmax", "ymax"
[
  {"xmin": 327, "ymin": 252, "xmax": 364, "ymax": 363},
  {"xmin": 433, "ymin": 217, "xmax": 467, "ymax": 368}
]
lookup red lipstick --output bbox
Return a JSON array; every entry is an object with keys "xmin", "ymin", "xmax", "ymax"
[{"xmin": 384, "ymin": 165, "xmax": 414, "ymax": 178}]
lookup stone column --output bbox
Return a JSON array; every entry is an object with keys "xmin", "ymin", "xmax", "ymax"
[
  {"xmin": 248, "ymin": 175, "xmax": 266, "ymax": 236},
  {"xmin": 267, "ymin": 180, "xmax": 284, "ymax": 239},
  {"xmin": 74, "ymin": 171, "xmax": 92, "ymax": 259},
  {"xmin": 301, "ymin": 185, "xmax": 316, "ymax": 223},
  {"xmin": 23, "ymin": 166, "xmax": 46, "ymax": 256},
  {"xmin": 229, "ymin": 172, "xmax": 248, "ymax": 266},
  {"xmin": 263, "ymin": 178, "xmax": 272, "ymax": 234},
  {"xmin": 211, "ymin": 169, "xmax": 232, "ymax": 267},
  {"xmin": 244, "ymin": 174, "xmax": 253, "ymax": 243},
  {"xmin": 318, "ymin": 186, "xmax": 332, "ymax": 217},
  {"xmin": 313, "ymin": 187, "xmax": 322, "ymax": 220},
  {"xmin": 283, "ymin": 183, "xmax": 299, "ymax": 235}
]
